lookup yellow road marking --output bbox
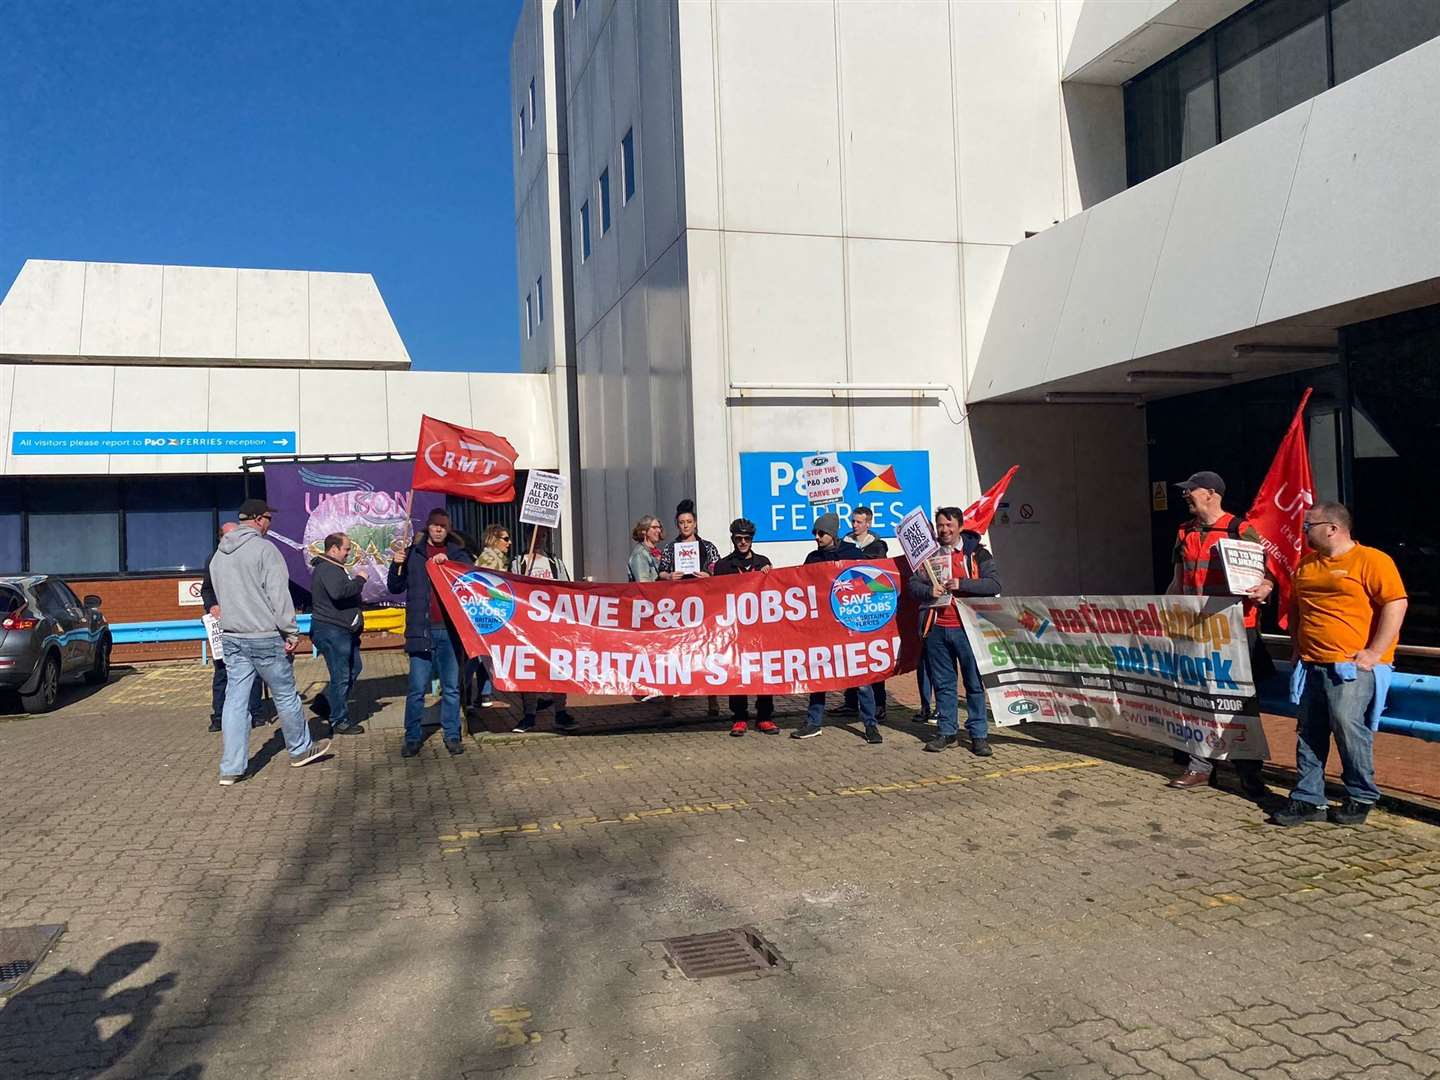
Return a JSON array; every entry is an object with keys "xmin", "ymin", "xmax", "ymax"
[{"xmin": 488, "ymin": 1005, "xmax": 541, "ymax": 1048}]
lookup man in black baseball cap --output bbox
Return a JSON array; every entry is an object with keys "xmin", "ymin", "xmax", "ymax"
[
  {"xmin": 1175, "ymin": 471, "xmax": 1226, "ymax": 496},
  {"xmin": 714, "ymin": 518, "xmax": 777, "ymax": 736},
  {"xmin": 237, "ymin": 498, "xmax": 277, "ymax": 524}
]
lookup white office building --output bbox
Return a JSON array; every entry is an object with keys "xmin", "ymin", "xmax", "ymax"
[{"xmin": 511, "ymin": 0, "xmax": 1439, "ymax": 639}]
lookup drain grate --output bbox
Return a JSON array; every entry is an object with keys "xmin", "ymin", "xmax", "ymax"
[
  {"xmin": 0, "ymin": 924, "xmax": 65, "ymax": 996},
  {"xmin": 659, "ymin": 926, "xmax": 786, "ymax": 980}
]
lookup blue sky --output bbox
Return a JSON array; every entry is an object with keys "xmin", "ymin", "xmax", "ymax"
[{"xmin": 0, "ymin": 0, "xmax": 524, "ymax": 371}]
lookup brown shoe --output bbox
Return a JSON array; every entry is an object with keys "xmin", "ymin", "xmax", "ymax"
[{"xmin": 1167, "ymin": 770, "xmax": 1212, "ymax": 789}]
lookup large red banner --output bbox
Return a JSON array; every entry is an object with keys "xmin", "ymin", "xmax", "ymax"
[
  {"xmin": 412, "ymin": 415, "xmax": 518, "ymax": 502},
  {"xmin": 1246, "ymin": 388, "xmax": 1314, "ymax": 629},
  {"xmin": 428, "ymin": 559, "xmax": 922, "ymax": 696}
]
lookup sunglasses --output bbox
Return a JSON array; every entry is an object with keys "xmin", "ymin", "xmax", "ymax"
[{"xmin": 1302, "ymin": 521, "xmax": 1336, "ymax": 531}]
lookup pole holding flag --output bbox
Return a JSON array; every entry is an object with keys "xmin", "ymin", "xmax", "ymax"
[{"xmin": 1246, "ymin": 389, "xmax": 1314, "ymax": 628}]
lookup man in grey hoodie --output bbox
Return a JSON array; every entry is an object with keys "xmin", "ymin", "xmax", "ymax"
[{"xmin": 209, "ymin": 499, "xmax": 330, "ymax": 784}]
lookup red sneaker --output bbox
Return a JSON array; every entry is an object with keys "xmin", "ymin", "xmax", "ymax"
[
  {"xmin": 756, "ymin": 720, "xmax": 780, "ymax": 735},
  {"xmin": 730, "ymin": 720, "xmax": 748, "ymax": 737}
]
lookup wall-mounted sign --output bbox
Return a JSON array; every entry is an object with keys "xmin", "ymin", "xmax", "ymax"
[
  {"xmin": 178, "ymin": 579, "xmax": 205, "ymax": 607},
  {"xmin": 10, "ymin": 431, "xmax": 297, "ymax": 455},
  {"xmin": 739, "ymin": 451, "xmax": 932, "ymax": 542}
]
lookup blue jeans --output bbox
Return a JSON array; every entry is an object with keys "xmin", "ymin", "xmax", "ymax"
[
  {"xmin": 405, "ymin": 627, "xmax": 462, "ymax": 744},
  {"xmin": 312, "ymin": 622, "xmax": 362, "ymax": 728},
  {"xmin": 805, "ymin": 685, "xmax": 876, "ymax": 730},
  {"xmin": 925, "ymin": 625, "xmax": 987, "ymax": 740},
  {"xmin": 1292, "ymin": 664, "xmax": 1380, "ymax": 806},
  {"xmin": 916, "ymin": 660, "xmax": 932, "ymax": 713},
  {"xmin": 219, "ymin": 635, "xmax": 312, "ymax": 777},
  {"xmin": 211, "ymin": 659, "xmax": 263, "ymax": 723}
]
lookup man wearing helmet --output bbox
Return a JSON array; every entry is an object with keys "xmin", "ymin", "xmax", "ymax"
[{"xmin": 714, "ymin": 518, "xmax": 779, "ymax": 736}]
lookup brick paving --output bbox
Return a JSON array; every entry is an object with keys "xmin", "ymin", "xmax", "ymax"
[{"xmin": 2, "ymin": 658, "xmax": 1439, "ymax": 1079}]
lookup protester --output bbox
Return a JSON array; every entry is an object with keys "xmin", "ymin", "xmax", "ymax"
[
  {"xmin": 478, "ymin": 524, "xmax": 512, "ymax": 571},
  {"xmin": 835, "ymin": 505, "xmax": 890, "ymax": 722},
  {"xmin": 658, "ymin": 499, "xmax": 720, "ymax": 579},
  {"xmin": 388, "ymin": 508, "xmax": 474, "ymax": 758},
  {"xmin": 714, "ymin": 518, "xmax": 778, "ymax": 736},
  {"xmin": 1165, "ymin": 471, "xmax": 1274, "ymax": 796},
  {"xmin": 628, "ymin": 516, "xmax": 663, "ymax": 582},
  {"xmin": 209, "ymin": 499, "xmax": 330, "ymax": 784},
  {"xmin": 907, "ymin": 507, "xmax": 1001, "ymax": 755},
  {"xmin": 1273, "ymin": 503, "xmax": 1407, "ymax": 828},
  {"xmin": 309, "ymin": 532, "xmax": 367, "ymax": 736},
  {"xmin": 511, "ymin": 526, "xmax": 570, "ymax": 580},
  {"xmin": 201, "ymin": 521, "xmax": 263, "ymax": 732},
  {"xmin": 792, "ymin": 513, "xmax": 881, "ymax": 744},
  {"xmin": 512, "ymin": 538, "xmax": 576, "ymax": 733}
]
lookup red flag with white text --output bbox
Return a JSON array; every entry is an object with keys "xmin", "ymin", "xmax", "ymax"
[
  {"xmin": 1246, "ymin": 389, "xmax": 1314, "ymax": 629},
  {"xmin": 962, "ymin": 466, "xmax": 1020, "ymax": 534},
  {"xmin": 412, "ymin": 415, "xmax": 518, "ymax": 502}
]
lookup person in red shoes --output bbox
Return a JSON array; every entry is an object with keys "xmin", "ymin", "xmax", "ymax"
[{"xmin": 714, "ymin": 518, "xmax": 779, "ymax": 736}]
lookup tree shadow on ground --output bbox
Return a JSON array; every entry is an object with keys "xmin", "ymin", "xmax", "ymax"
[{"xmin": 0, "ymin": 941, "xmax": 198, "ymax": 1079}]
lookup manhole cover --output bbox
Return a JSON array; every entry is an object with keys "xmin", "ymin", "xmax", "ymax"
[
  {"xmin": 659, "ymin": 926, "xmax": 786, "ymax": 980},
  {"xmin": 0, "ymin": 924, "xmax": 65, "ymax": 996}
]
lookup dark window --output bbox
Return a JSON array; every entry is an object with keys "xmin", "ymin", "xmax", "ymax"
[
  {"xmin": 621, "ymin": 128, "xmax": 636, "ymax": 202},
  {"xmin": 1217, "ymin": 0, "xmax": 1328, "ymax": 139},
  {"xmin": 1, "ymin": 587, "xmax": 23, "ymax": 616},
  {"xmin": 580, "ymin": 201, "xmax": 592, "ymax": 260},
  {"xmin": 26, "ymin": 480, "xmax": 121, "ymax": 575},
  {"xmin": 0, "ymin": 484, "xmax": 20, "ymax": 574},
  {"xmin": 37, "ymin": 579, "xmax": 79, "ymax": 618},
  {"xmin": 1331, "ymin": 0, "xmax": 1440, "ymax": 81},
  {"xmin": 528, "ymin": 78, "xmax": 536, "ymax": 127},
  {"xmin": 599, "ymin": 168, "xmax": 611, "ymax": 234},
  {"xmin": 1124, "ymin": 40, "xmax": 1217, "ymax": 185},
  {"xmin": 124, "ymin": 477, "xmax": 216, "ymax": 572},
  {"xmin": 536, "ymin": 275, "xmax": 544, "ymax": 323}
]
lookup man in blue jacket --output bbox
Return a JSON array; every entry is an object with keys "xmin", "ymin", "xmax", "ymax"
[{"xmin": 387, "ymin": 508, "xmax": 475, "ymax": 758}]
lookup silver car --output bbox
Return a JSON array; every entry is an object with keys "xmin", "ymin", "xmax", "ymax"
[{"xmin": 0, "ymin": 575, "xmax": 112, "ymax": 713}]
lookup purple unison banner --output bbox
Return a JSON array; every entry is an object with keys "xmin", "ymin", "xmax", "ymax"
[{"xmin": 263, "ymin": 461, "xmax": 445, "ymax": 605}]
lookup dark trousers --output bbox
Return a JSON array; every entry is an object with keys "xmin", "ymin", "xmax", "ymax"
[
  {"xmin": 211, "ymin": 659, "xmax": 263, "ymax": 723},
  {"xmin": 728, "ymin": 695, "xmax": 773, "ymax": 720},
  {"xmin": 312, "ymin": 622, "xmax": 363, "ymax": 729},
  {"xmin": 844, "ymin": 682, "xmax": 887, "ymax": 716}
]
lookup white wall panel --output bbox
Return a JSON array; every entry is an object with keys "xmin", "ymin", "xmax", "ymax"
[
  {"xmin": 160, "ymin": 265, "xmax": 237, "ymax": 360},
  {"xmin": 675, "ymin": 0, "xmax": 721, "ymax": 230},
  {"xmin": 1260, "ymin": 38, "xmax": 1440, "ymax": 325},
  {"xmin": 467, "ymin": 374, "xmax": 559, "ymax": 470},
  {"xmin": 108, "ymin": 367, "xmax": 211, "ymax": 474},
  {"xmin": 0, "ymin": 260, "xmax": 85, "ymax": 356},
  {"xmin": 682, "ymin": 231, "xmax": 729, "ymax": 538},
  {"xmin": 384, "ymin": 371, "xmax": 473, "ymax": 450},
  {"xmin": 297, "ymin": 370, "xmax": 388, "ymax": 456},
  {"xmin": 838, "ymin": 1, "xmax": 958, "ymax": 242},
  {"xmin": 206, "ymin": 367, "xmax": 300, "ymax": 474},
  {"xmin": 714, "ymin": 0, "xmax": 842, "ymax": 235},
  {"xmin": 309, "ymin": 273, "xmax": 410, "ymax": 364},
  {"xmin": 951, "ymin": 0, "xmax": 1066, "ymax": 246},
  {"xmin": 236, "ymin": 269, "xmax": 309, "ymax": 360},
  {"xmin": 0, "ymin": 366, "xmax": 14, "ymax": 474},
  {"xmin": 79, "ymin": 262, "xmax": 162, "ymax": 357},
  {"xmin": 847, "ymin": 239, "xmax": 963, "ymax": 385},
  {"xmin": 960, "ymin": 244, "xmax": 1010, "ymax": 395},
  {"xmin": 6, "ymin": 364, "xmax": 115, "ymax": 475},
  {"xmin": 1134, "ymin": 102, "xmax": 1312, "ymax": 359},
  {"xmin": 722, "ymin": 231, "xmax": 846, "ymax": 384}
]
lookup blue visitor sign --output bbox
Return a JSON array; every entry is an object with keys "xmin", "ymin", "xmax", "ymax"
[
  {"xmin": 738, "ymin": 450, "xmax": 932, "ymax": 542},
  {"xmin": 10, "ymin": 431, "xmax": 298, "ymax": 455}
]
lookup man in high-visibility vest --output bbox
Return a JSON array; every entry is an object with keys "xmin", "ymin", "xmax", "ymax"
[{"xmin": 1167, "ymin": 471, "xmax": 1273, "ymax": 796}]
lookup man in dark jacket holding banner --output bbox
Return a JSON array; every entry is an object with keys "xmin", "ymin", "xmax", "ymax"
[
  {"xmin": 388, "ymin": 508, "xmax": 475, "ymax": 758},
  {"xmin": 906, "ymin": 507, "xmax": 1002, "ymax": 755},
  {"xmin": 310, "ymin": 533, "xmax": 367, "ymax": 736}
]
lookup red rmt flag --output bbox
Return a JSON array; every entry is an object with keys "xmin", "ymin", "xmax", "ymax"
[
  {"xmin": 962, "ymin": 465, "xmax": 1020, "ymax": 535},
  {"xmin": 412, "ymin": 415, "xmax": 518, "ymax": 502},
  {"xmin": 1246, "ymin": 389, "xmax": 1314, "ymax": 628}
]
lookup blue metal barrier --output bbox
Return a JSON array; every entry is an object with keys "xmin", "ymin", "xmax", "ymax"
[
  {"xmin": 109, "ymin": 615, "xmax": 314, "ymax": 664},
  {"xmin": 1259, "ymin": 663, "xmax": 1440, "ymax": 743}
]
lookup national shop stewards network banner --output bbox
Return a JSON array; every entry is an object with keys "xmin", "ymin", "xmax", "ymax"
[
  {"xmin": 428, "ymin": 559, "xmax": 922, "ymax": 697},
  {"xmin": 956, "ymin": 595, "xmax": 1268, "ymax": 760}
]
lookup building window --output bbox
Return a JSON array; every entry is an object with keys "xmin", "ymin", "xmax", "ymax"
[
  {"xmin": 525, "ymin": 293, "xmax": 533, "ymax": 339},
  {"xmin": 528, "ymin": 78, "xmax": 536, "ymax": 128},
  {"xmin": 536, "ymin": 275, "xmax": 544, "ymax": 323},
  {"xmin": 1123, "ymin": 0, "xmax": 1440, "ymax": 186},
  {"xmin": 621, "ymin": 128, "xmax": 636, "ymax": 203},
  {"xmin": 599, "ymin": 168, "xmax": 611, "ymax": 234},
  {"xmin": 580, "ymin": 201, "xmax": 591, "ymax": 261},
  {"xmin": 25, "ymin": 480, "xmax": 121, "ymax": 575},
  {"xmin": 519, "ymin": 109, "xmax": 527, "ymax": 154},
  {"xmin": 573, "ymin": 0, "xmax": 582, "ymax": 13},
  {"xmin": 123, "ymin": 477, "xmax": 217, "ymax": 573}
]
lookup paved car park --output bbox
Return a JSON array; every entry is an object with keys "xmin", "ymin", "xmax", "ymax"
[{"xmin": 2, "ymin": 657, "xmax": 1439, "ymax": 1079}]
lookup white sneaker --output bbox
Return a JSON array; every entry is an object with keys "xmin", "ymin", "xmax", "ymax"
[{"xmin": 289, "ymin": 738, "xmax": 332, "ymax": 768}]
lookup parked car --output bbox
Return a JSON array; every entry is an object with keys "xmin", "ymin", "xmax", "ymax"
[{"xmin": 0, "ymin": 575, "xmax": 112, "ymax": 712}]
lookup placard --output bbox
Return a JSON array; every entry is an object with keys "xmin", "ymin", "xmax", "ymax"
[
  {"xmin": 801, "ymin": 452, "xmax": 847, "ymax": 506},
  {"xmin": 178, "ymin": 579, "xmax": 205, "ymax": 606},
  {"xmin": 519, "ymin": 470, "xmax": 567, "ymax": 528},
  {"xmin": 1217, "ymin": 539, "xmax": 1267, "ymax": 595},
  {"xmin": 202, "ymin": 613, "xmax": 225, "ymax": 662},
  {"xmin": 896, "ymin": 507, "xmax": 939, "ymax": 571},
  {"xmin": 673, "ymin": 541, "xmax": 701, "ymax": 577}
]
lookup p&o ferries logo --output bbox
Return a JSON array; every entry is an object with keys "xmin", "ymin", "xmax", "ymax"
[
  {"xmin": 453, "ymin": 571, "xmax": 515, "ymax": 634},
  {"xmin": 829, "ymin": 565, "xmax": 900, "ymax": 633}
]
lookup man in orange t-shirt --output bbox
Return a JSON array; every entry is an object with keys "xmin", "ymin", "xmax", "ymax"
[{"xmin": 1273, "ymin": 502, "xmax": 1407, "ymax": 828}]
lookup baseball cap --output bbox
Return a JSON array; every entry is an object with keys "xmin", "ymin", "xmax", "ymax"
[
  {"xmin": 813, "ymin": 512, "xmax": 840, "ymax": 538},
  {"xmin": 238, "ymin": 498, "xmax": 276, "ymax": 520},
  {"xmin": 1176, "ymin": 471, "xmax": 1225, "ymax": 495}
]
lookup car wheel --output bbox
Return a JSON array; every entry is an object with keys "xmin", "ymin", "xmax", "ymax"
[
  {"xmin": 84, "ymin": 636, "xmax": 112, "ymax": 685},
  {"xmin": 21, "ymin": 653, "xmax": 61, "ymax": 713}
]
